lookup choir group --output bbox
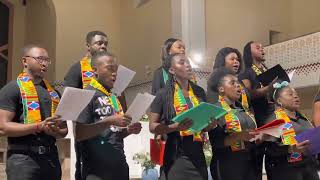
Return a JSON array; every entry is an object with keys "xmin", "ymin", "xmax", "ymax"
[{"xmin": 0, "ymin": 30, "xmax": 319, "ymax": 180}]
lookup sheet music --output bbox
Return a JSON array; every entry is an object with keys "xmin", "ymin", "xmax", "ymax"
[
  {"xmin": 112, "ymin": 65, "xmax": 136, "ymax": 95},
  {"xmin": 126, "ymin": 93, "xmax": 155, "ymax": 123},
  {"xmin": 55, "ymin": 87, "xmax": 95, "ymax": 121}
]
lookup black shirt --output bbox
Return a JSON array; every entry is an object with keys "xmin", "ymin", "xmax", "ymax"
[
  {"xmin": 150, "ymin": 83, "xmax": 207, "ymax": 170},
  {"xmin": 264, "ymin": 111, "xmax": 314, "ymax": 164},
  {"xmin": 64, "ymin": 61, "xmax": 83, "ymax": 88},
  {"xmin": 239, "ymin": 68, "xmax": 275, "ymax": 126},
  {"xmin": 0, "ymin": 80, "xmax": 57, "ymax": 146},
  {"xmin": 77, "ymin": 85, "xmax": 126, "ymax": 169},
  {"xmin": 209, "ymin": 102, "xmax": 257, "ymax": 160},
  {"xmin": 151, "ymin": 67, "xmax": 166, "ymax": 95}
]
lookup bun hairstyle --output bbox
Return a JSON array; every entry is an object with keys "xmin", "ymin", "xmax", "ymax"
[
  {"xmin": 208, "ymin": 67, "xmax": 235, "ymax": 93},
  {"xmin": 161, "ymin": 38, "xmax": 180, "ymax": 65},
  {"xmin": 271, "ymin": 80, "xmax": 290, "ymax": 105}
]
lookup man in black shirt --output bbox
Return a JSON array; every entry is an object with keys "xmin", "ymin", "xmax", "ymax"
[
  {"xmin": 75, "ymin": 51, "xmax": 142, "ymax": 180},
  {"xmin": 0, "ymin": 44, "xmax": 68, "ymax": 180},
  {"xmin": 64, "ymin": 31, "xmax": 128, "ymax": 180},
  {"xmin": 64, "ymin": 30, "xmax": 108, "ymax": 89}
]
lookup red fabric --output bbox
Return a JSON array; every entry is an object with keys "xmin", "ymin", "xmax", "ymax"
[
  {"xmin": 255, "ymin": 119, "xmax": 285, "ymax": 131},
  {"xmin": 150, "ymin": 139, "xmax": 166, "ymax": 166}
]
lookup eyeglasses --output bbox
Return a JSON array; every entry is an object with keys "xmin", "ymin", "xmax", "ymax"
[{"xmin": 24, "ymin": 56, "xmax": 51, "ymax": 65}]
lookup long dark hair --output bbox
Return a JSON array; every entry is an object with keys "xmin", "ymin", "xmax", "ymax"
[
  {"xmin": 243, "ymin": 41, "xmax": 254, "ymax": 68},
  {"xmin": 161, "ymin": 38, "xmax": 180, "ymax": 65},
  {"xmin": 163, "ymin": 53, "xmax": 197, "ymax": 123},
  {"xmin": 212, "ymin": 47, "xmax": 244, "ymax": 74}
]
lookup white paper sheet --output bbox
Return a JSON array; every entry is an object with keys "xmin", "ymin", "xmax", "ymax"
[
  {"xmin": 55, "ymin": 87, "xmax": 95, "ymax": 121},
  {"xmin": 112, "ymin": 65, "xmax": 136, "ymax": 95},
  {"xmin": 287, "ymin": 69, "xmax": 296, "ymax": 81},
  {"xmin": 125, "ymin": 93, "xmax": 155, "ymax": 123}
]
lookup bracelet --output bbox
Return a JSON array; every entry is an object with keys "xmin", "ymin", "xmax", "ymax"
[{"xmin": 36, "ymin": 123, "xmax": 43, "ymax": 133}]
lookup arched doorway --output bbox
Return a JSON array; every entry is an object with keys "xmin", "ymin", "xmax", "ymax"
[{"xmin": 0, "ymin": 1, "xmax": 11, "ymax": 89}]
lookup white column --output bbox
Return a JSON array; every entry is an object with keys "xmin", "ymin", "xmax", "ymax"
[
  {"xmin": 66, "ymin": 121, "xmax": 75, "ymax": 180},
  {"xmin": 171, "ymin": 0, "xmax": 206, "ymax": 68}
]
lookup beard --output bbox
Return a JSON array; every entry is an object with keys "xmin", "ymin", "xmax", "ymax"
[{"xmin": 90, "ymin": 47, "xmax": 107, "ymax": 56}]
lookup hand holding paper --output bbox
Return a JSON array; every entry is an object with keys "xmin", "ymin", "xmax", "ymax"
[
  {"xmin": 172, "ymin": 102, "xmax": 227, "ymax": 133},
  {"xmin": 55, "ymin": 87, "xmax": 95, "ymax": 121},
  {"xmin": 250, "ymin": 119, "xmax": 285, "ymax": 142},
  {"xmin": 171, "ymin": 118, "xmax": 193, "ymax": 132}
]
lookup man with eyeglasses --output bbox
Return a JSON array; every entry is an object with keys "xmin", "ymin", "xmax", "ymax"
[{"xmin": 0, "ymin": 44, "xmax": 68, "ymax": 180}]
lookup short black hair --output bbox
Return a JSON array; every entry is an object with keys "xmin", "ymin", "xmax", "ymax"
[
  {"xmin": 208, "ymin": 67, "xmax": 235, "ymax": 92},
  {"xmin": 86, "ymin": 31, "xmax": 107, "ymax": 44},
  {"xmin": 212, "ymin": 47, "xmax": 244, "ymax": 74},
  {"xmin": 243, "ymin": 41, "xmax": 254, "ymax": 68},
  {"xmin": 91, "ymin": 51, "xmax": 115, "ymax": 67},
  {"xmin": 22, "ymin": 44, "xmax": 46, "ymax": 56},
  {"xmin": 161, "ymin": 38, "xmax": 180, "ymax": 63}
]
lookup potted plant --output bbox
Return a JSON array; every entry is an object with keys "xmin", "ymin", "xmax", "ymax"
[
  {"xmin": 133, "ymin": 152, "xmax": 158, "ymax": 180},
  {"xmin": 203, "ymin": 137, "xmax": 213, "ymax": 180}
]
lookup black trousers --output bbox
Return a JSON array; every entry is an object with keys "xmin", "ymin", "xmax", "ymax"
[
  {"xmin": 75, "ymin": 142, "xmax": 82, "ymax": 180},
  {"xmin": 160, "ymin": 156, "xmax": 208, "ymax": 180},
  {"xmin": 266, "ymin": 159, "xmax": 320, "ymax": 180},
  {"xmin": 6, "ymin": 151, "xmax": 61, "ymax": 180},
  {"xmin": 211, "ymin": 158, "xmax": 258, "ymax": 180},
  {"xmin": 83, "ymin": 161, "xmax": 129, "ymax": 180}
]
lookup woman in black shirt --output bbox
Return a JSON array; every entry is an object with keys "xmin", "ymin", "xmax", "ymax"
[
  {"xmin": 208, "ymin": 68, "xmax": 259, "ymax": 180},
  {"xmin": 264, "ymin": 81, "xmax": 319, "ymax": 180},
  {"xmin": 149, "ymin": 53, "xmax": 216, "ymax": 180},
  {"xmin": 207, "ymin": 47, "xmax": 252, "ymax": 111},
  {"xmin": 151, "ymin": 38, "xmax": 185, "ymax": 95}
]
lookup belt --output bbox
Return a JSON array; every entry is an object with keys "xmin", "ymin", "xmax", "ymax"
[{"xmin": 8, "ymin": 144, "xmax": 56, "ymax": 155}]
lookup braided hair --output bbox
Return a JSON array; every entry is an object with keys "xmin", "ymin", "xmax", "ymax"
[
  {"xmin": 163, "ymin": 53, "xmax": 179, "ymax": 123},
  {"xmin": 243, "ymin": 41, "xmax": 254, "ymax": 68},
  {"xmin": 162, "ymin": 53, "xmax": 197, "ymax": 123}
]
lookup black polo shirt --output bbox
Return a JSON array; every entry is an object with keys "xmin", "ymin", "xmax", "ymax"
[
  {"xmin": 64, "ymin": 61, "xmax": 83, "ymax": 88},
  {"xmin": 264, "ymin": 111, "xmax": 314, "ymax": 164},
  {"xmin": 0, "ymin": 80, "xmax": 57, "ymax": 146},
  {"xmin": 151, "ymin": 67, "xmax": 166, "ymax": 95},
  {"xmin": 209, "ymin": 102, "xmax": 257, "ymax": 160}
]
